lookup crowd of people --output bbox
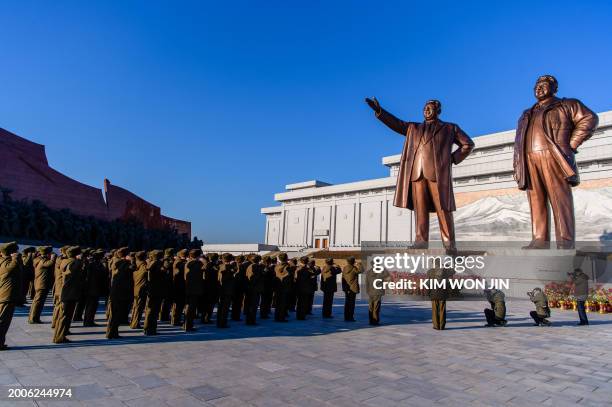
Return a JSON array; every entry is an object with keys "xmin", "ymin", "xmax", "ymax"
[
  {"xmin": 0, "ymin": 241, "xmax": 593, "ymax": 350},
  {"xmin": 0, "ymin": 241, "xmax": 364, "ymax": 349},
  {"xmin": 431, "ymin": 271, "xmax": 589, "ymax": 330}
]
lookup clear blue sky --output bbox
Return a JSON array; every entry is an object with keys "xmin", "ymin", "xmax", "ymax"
[{"xmin": 1, "ymin": 1, "xmax": 611, "ymax": 243}]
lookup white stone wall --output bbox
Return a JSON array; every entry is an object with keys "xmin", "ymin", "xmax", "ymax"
[
  {"xmin": 313, "ymin": 206, "xmax": 331, "ymax": 236},
  {"xmin": 386, "ymin": 202, "xmax": 413, "ymax": 242},
  {"xmin": 285, "ymin": 208, "xmax": 307, "ymax": 246},
  {"xmin": 265, "ymin": 190, "xmax": 412, "ymax": 249},
  {"xmin": 334, "ymin": 203, "xmax": 355, "ymax": 246},
  {"xmin": 265, "ymin": 216, "xmax": 281, "ymax": 246}
]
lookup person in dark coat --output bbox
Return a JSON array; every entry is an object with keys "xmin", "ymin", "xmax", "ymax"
[
  {"xmin": 244, "ymin": 254, "xmax": 263, "ymax": 325},
  {"xmin": 106, "ymin": 247, "xmax": 133, "ymax": 339},
  {"xmin": 287, "ymin": 258, "xmax": 298, "ymax": 313},
  {"xmin": 158, "ymin": 248, "xmax": 175, "ymax": 322},
  {"xmin": 202, "ymin": 253, "xmax": 220, "ymax": 324},
  {"xmin": 171, "ymin": 249, "xmax": 187, "ymax": 326},
  {"xmin": 274, "ymin": 253, "xmax": 291, "ymax": 322},
  {"xmin": 294, "ymin": 256, "xmax": 312, "ymax": 320},
  {"xmin": 231, "ymin": 255, "xmax": 249, "ymax": 321},
  {"xmin": 307, "ymin": 259, "xmax": 320, "ymax": 315},
  {"xmin": 183, "ymin": 249, "xmax": 204, "ymax": 332},
  {"xmin": 72, "ymin": 248, "xmax": 92, "ymax": 322},
  {"xmin": 217, "ymin": 253, "xmax": 235, "ymax": 328},
  {"xmin": 83, "ymin": 249, "xmax": 108, "ymax": 327},
  {"xmin": 320, "ymin": 258, "xmax": 341, "ymax": 318},
  {"xmin": 569, "ymin": 268, "xmax": 589, "ymax": 325},
  {"xmin": 259, "ymin": 256, "xmax": 275, "ymax": 319}
]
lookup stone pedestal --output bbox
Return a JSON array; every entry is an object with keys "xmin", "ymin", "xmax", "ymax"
[
  {"xmin": 479, "ymin": 248, "xmax": 577, "ymax": 298},
  {"xmin": 361, "ymin": 243, "xmax": 612, "ymax": 299}
]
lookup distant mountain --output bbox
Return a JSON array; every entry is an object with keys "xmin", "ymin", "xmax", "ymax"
[{"xmin": 430, "ymin": 187, "xmax": 612, "ymax": 241}]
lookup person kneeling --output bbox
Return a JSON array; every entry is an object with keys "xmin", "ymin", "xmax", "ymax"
[
  {"xmin": 528, "ymin": 287, "xmax": 551, "ymax": 326},
  {"xmin": 483, "ymin": 289, "xmax": 507, "ymax": 327}
]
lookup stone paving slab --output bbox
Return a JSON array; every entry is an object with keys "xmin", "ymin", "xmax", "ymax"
[{"xmin": 0, "ymin": 296, "xmax": 610, "ymax": 406}]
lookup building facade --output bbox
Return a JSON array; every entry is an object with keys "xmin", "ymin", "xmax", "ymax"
[{"xmin": 262, "ymin": 110, "xmax": 612, "ymax": 250}]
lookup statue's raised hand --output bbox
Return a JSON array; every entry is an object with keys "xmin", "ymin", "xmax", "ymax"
[{"xmin": 365, "ymin": 97, "xmax": 381, "ymax": 114}]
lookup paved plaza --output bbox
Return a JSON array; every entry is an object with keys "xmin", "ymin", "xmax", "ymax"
[{"xmin": 1, "ymin": 295, "xmax": 611, "ymax": 406}]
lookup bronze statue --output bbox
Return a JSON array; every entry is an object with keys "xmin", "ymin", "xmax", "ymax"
[
  {"xmin": 513, "ymin": 75, "xmax": 599, "ymax": 249},
  {"xmin": 366, "ymin": 98, "xmax": 474, "ymax": 248}
]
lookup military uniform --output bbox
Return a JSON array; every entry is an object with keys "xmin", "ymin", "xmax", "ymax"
[
  {"xmin": 427, "ymin": 267, "xmax": 454, "ymax": 330},
  {"xmin": 72, "ymin": 248, "xmax": 92, "ymax": 322},
  {"xmin": 528, "ymin": 288, "xmax": 551, "ymax": 326},
  {"xmin": 307, "ymin": 260, "xmax": 320, "ymax": 315},
  {"xmin": 259, "ymin": 257, "xmax": 275, "ymax": 319},
  {"xmin": 183, "ymin": 249, "xmax": 203, "ymax": 331},
  {"xmin": 365, "ymin": 267, "xmax": 390, "ymax": 325},
  {"xmin": 20, "ymin": 247, "xmax": 35, "ymax": 306},
  {"xmin": 104, "ymin": 251, "xmax": 115, "ymax": 320},
  {"xmin": 202, "ymin": 253, "xmax": 220, "ymax": 324},
  {"xmin": 158, "ymin": 248, "xmax": 175, "ymax": 322},
  {"xmin": 231, "ymin": 256, "xmax": 249, "ymax": 321},
  {"xmin": 53, "ymin": 246, "xmax": 84, "ymax": 344},
  {"xmin": 274, "ymin": 254, "xmax": 291, "ymax": 322},
  {"xmin": 171, "ymin": 250, "xmax": 187, "ymax": 326},
  {"xmin": 217, "ymin": 254, "xmax": 235, "ymax": 328},
  {"xmin": 144, "ymin": 251, "xmax": 164, "ymax": 335},
  {"xmin": 244, "ymin": 255, "xmax": 263, "ymax": 325},
  {"xmin": 51, "ymin": 246, "xmax": 69, "ymax": 329},
  {"xmin": 106, "ymin": 248, "xmax": 133, "ymax": 339},
  {"xmin": 483, "ymin": 289, "xmax": 507, "ymax": 327},
  {"xmin": 130, "ymin": 252, "xmax": 148, "ymax": 329},
  {"xmin": 28, "ymin": 247, "xmax": 55, "ymax": 324},
  {"xmin": 341, "ymin": 258, "xmax": 361, "ymax": 322},
  {"xmin": 26, "ymin": 249, "xmax": 37, "ymax": 301},
  {"xmin": 286, "ymin": 259, "xmax": 298, "ymax": 313},
  {"xmin": 83, "ymin": 250, "xmax": 108, "ymax": 327},
  {"xmin": 320, "ymin": 259, "xmax": 340, "ymax": 318},
  {"xmin": 294, "ymin": 257, "xmax": 312, "ymax": 320},
  {"xmin": 0, "ymin": 242, "xmax": 22, "ymax": 349},
  {"xmin": 124, "ymin": 253, "xmax": 136, "ymax": 324}
]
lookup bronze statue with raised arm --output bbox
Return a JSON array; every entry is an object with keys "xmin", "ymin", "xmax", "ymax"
[
  {"xmin": 513, "ymin": 75, "xmax": 599, "ymax": 249},
  {"xmin": 366, "ymin": 98, "xmax": 474, "ymax": 248}
]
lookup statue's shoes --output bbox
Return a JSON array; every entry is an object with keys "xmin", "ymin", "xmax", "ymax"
[{"xmin": 522, "ymin": 241, "xmax": 550, "ymax": 250}]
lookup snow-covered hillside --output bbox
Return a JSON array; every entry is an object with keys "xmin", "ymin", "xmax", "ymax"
[{"xmin": 429, "ymin": 187, "xmax": 612, "ymax": 241}]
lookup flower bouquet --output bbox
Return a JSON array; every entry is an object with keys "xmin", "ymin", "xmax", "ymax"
[{"xmin": 593, "ymin": 286, "xmax": 610, "ymax": 314}]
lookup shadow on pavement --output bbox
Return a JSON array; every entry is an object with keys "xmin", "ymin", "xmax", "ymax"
[{"xmin": 10, "ymin": 297, "xmax": 612, "ymax": 351}]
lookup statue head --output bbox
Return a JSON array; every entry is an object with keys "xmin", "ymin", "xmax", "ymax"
[
  {"xmin": 423, "ymin": 100, "xmax": 441, "ymax": 121},
  {"xmin": 534, "ymin": 75, "xmax": 558, "ymax": 101}
]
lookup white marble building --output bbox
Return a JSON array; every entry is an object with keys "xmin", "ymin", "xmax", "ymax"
[{"xmin": 262, "ymin": 110, "xmax": 612, "ymax": 250}]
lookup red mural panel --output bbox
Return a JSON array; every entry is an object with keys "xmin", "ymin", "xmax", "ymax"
[
  {"xmin": 0, "ymin": 127, "xmax": 191, "ymax": 237},
  {"xmin": 162, "ymin": 215, "xmax": 192, "ymax": 237}
]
